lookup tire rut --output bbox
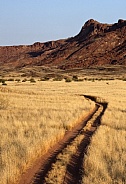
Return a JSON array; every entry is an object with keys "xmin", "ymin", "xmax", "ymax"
[
  {"xmin": 18, "ymin": 95, "xmax": 108, "ymax": 184},
  {"xmin": 63, "ymin": 97, "xmax": 108, "ymax": 184}
]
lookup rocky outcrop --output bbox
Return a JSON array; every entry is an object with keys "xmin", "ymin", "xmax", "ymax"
[{"xmin": 0, "ymin": 19, "xmax": 126, "ymax": 70}]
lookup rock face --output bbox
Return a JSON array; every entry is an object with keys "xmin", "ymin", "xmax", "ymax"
[{"xmin": 0, "ymin": 19, "xmax": 126, "ymax": 70}]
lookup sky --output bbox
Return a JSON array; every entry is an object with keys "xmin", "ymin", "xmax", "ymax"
[{"xmin": 0, "ymin": 0, "xmax": 126, "ymax": 46}]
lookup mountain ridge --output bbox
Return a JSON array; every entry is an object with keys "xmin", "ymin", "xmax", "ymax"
[{"xmin": 0, "ymin": 19, "xmax": 126, "ymax": 70}]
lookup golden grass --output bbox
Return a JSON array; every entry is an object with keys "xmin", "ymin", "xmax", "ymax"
[
  {"xmin": 44, "ymin": 102, "xmax": 103, "ymax": 184},
  {"xmin": 0, "ymin": 79, "xmax": 126, "ymax": 184},
  {"xmin": 0, "ymin": 80, "xmax": 94, "ymax": 184},
  {"xmin": 82, "ymin": 80, "xmax": 126, "ymax": 184}
]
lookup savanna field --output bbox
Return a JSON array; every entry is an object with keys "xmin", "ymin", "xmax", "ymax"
[
  {"xmin": 0, "ymin": 1, "xmax": 126, "ymax": 184},
  {"xmin": 0, "ymin": 78, "xmax": 126, "ymax": 184}
]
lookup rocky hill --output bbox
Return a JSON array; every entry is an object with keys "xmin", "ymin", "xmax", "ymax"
[{"xmin": 0, "ymin": 19, "xmax": 126, "ymax": 70}]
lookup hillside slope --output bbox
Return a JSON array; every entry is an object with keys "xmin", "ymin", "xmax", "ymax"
[{"xmin": 0, "ymin": 19, "xmax": 126, "ymax": 70}]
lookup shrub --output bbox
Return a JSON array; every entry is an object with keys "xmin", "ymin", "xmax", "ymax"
[
  {"xmin": 73, "ymin": 76, "xmax": 84, "ymax": 82},
  {"xmin": 77, "ymin": 79, "xmax": 84, "ymax": 82},
  {"xmin": 2, "ymin": 82, "xmax": 7, "ymax": 86},
  {"xmin": 21, "ymin": 74, "xmax": 27, "ymax": 77},
  {"xmin": 53, "ymin": 77, "xmax": 63, "ymax": 81},
  {"xmin": 72, "ymin": 75, "xmax": 78, "ymax": 81},
  {"xmin": 0, "ymin": 79, "xmax": 6, "ymax": 83},
  {"xmin": 122, "ymin": 78, "xmax": 126, "ymax": 81},
  {"xmin": 83, "ymin": 78, "xmax": 87, "ymax": 81},
  {"xmin": 65, "ymin": 78, "xmax": 72, "ymax": 82},
  {"xmin": 29, "ymin": 78, "xmax": 36, "ymax": 83},
  {"xmin": 1, "ymin": 80, "xmax": 7, "ymax": 85},
  {"xmin": 22, "ymin": 78, "xmax": 27, "ymax": 82},
  {"xmin": 15, "ymin": 79, "xmax": 21, "ymax": 82},
  {"xmin": 7, "ymin": 78, "xmax": 14, "ymax": 81},
  {"xmin": 40, "ymin": 76, "xmax": 50, "ymax": 81}
]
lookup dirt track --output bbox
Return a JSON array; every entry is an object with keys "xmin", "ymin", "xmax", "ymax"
[{"xmin": 18, "ymin": 95, "xmax": 108, "ymax": 184}]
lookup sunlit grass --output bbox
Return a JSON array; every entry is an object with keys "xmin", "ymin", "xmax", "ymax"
[
  {"xmin": 0, "ymin": 81, "xmax": 94, "ymax": 184},
  {"xmin": 0, "ymin": 79, "xmax": 126, "ymax": 184},
  {"xmin": 83, "ymin": 80, "xmax": 126, "ymax": 184}
]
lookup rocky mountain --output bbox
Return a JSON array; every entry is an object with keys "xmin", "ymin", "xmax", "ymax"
[{"xmin": 0, "ymin": 19, "xmax": 126, "ymax": 70}]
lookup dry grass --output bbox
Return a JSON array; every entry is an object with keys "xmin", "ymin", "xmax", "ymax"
[
  {"xmin": 0, "ymin": 80, "xmax": 94, "ymax": 184},
  {"xmin": 44, "ymin": 103, "xmax": 103, "ymax": 184},
  {"xmin": 83, "ymin": 80, "xmax": 126, "ymax": 184},
  {"xmin": 0, "ymin": 79, "xmax": 126, "ymax": 184}
]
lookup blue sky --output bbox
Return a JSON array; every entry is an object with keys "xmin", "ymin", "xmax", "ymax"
[{"xmin": 0, "ymin": 0, "xmax": 126, "ymax": 46}]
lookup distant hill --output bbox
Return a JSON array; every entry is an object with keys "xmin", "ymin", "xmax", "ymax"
[{"xmin": 0, "ymin": 19, "xmax": 126, "ymax": 70}]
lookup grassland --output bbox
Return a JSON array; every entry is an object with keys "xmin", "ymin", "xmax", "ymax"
[
  {"xmin": 0, "ymin": 78, "xmax": 126, "ymax": 184},
  {"xmin": 0, "ymin": 80, "xmax": 94, "ymax": 184},
  {"xmin": 82, "ymin": 80, "xmax": 126, "ymax": 184}
]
